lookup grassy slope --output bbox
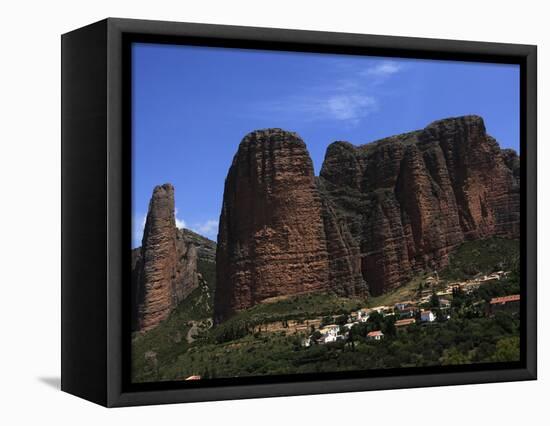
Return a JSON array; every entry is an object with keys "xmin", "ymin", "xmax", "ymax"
[
  {"xmin": 441, "ymin": 238, "xmax": 519, "ymax": 281},
  {"xmin": 366, "ymin": 237, "xmax": 520, "ymax": 307},
  {"xmin": 221, "ymin": 292, "xmax": 366, "ymax": 326}
]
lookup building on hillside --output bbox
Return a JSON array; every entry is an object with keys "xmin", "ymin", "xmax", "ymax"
[
  {"xmin": 318, "ymin": 324, "xmax": 346, "ymax": 344},
  {"xmin": 357, "ymin": 309, "xmax": 371, "ymax": 322},
  {"xmin": 420, "ymin": 310, "xmax": 436, "ymax": 322},
  {"xmin": 367, "ymin": 330, "xmax": 384, "ymax": 341},
  {"xmin": 397, "ymin": 306, "xmax": 418, "ymax": 318},
  {"xmin": 439, "ymin": 298, "xmax": 451, "ymax": 309},
  {"xmin": 185, "ymin": 375, "xmax": 201, "ymax": 381},
  {"xmin": 487, "ymin": 294, "xmax": 520, "ymax": 315},
  {"xmin": 395, "ymin": 318, "xmax": 416, "ymax": 328},
  {"xmin": 394, "ymin": 301, "xmax": 415, "ymax": 311},
  {"xmin": 481, "ymin": 274, "xmax": 500, "ymax": 282},
  {"xmin": 371, "ymin": 306, "xmax": 394, "ymax": 315},
  {"xmin": 323, "ymin": 334, "xmax": 338, "ymax": 343}
]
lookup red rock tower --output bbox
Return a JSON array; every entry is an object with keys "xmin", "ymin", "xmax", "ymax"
[{"xmin": 214, "ymin": 129, "xmax": 333, "ymax": 323}]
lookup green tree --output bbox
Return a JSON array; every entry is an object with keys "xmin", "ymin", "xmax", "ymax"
[
  {"xmin": 440, "ymin": 347, "xmax": 470, "ymax": 365},
  {"xmin": 336, "ymin": 314, "xmax": 348, "ymax": 326},
  {"xmin": 491, "ymin": 337, "xmax": 520, "ymax": 362},
  {"xmin": 383, "ymin": 317, "xmax": 397, "ymax": 337},
  {"xmin": 429, "ymin": 291, "xmax": 440, "ymax": 308},
  {"xmin": 311, "ymin": 330, "xmax": 322, "ymax": 343},
  {"xmin": 367, "ymin": 311, "xmax": 384, "ymax": 330},
  {"xmin": 435, "ymin": 309, "xmax": 446, "ymax": 322}
]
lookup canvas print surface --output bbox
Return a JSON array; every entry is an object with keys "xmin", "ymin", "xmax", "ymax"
[{"xmin": 130, "ymin": 43, "xmax": 520, "ymax": 383}]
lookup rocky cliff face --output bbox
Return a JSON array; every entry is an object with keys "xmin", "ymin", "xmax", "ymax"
[
  {"xmin": 132, "ymin": 184, "xmax": 200, "ymax": 332},
  {"xmin": 213, "ymin": 116, "xmax": 519, "ymax": 319},
  {"xmin": 214, "ymin": 129, "xmax": 368, "ymax": 323},
  {"xmin": 178, "ymin": 228, "xmax": 217, "ymax": 264},
  {"xmin": 320, "ymin": 115, "xmax": 520, "ymax": 295}
]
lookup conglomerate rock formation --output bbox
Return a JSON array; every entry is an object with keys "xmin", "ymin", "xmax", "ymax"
[
  {"xmin": 132, "ymin": 184, "xmax": 199, "ymax": 332},
  {"xmin": 214, "ymin": 116, "xmax": 520, "ymax": 321},
  {"xmin": 214, "ymin": 129, "xmax": 367, "ymax": 323},
  {"xmin": 319, "ymin": 115, "xmax": 520, "ymax": 295}
]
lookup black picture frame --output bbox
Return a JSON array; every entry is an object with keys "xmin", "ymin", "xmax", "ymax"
[{"xmin": 61, "ymin": 17, "xmax": 537, "ymax": 407}]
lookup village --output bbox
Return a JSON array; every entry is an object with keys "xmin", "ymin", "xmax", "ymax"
[{"xmin": 302, "ymin": 270, "xmax": 520, "ymax": 347}]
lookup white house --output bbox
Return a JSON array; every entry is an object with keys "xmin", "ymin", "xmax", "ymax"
[
  {"xmin": 357, "ymin": 309, "xmax": 370, "ymax": 322},
  {"xmin": 320, "ymin": 325, "xmax": 339, "ymax": 335},
  {"xmin": 318, "ymin": 324, "xmax": 344, "ymax": 344},
  {"xmin": 421, "ymin": 310, "xmax": 436, "ymax": 322},
  {"xmin": 323, "ymin": 334, "xmax": 338, "ymax": 343}
]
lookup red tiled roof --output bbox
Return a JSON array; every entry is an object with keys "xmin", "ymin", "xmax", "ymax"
[
  {"xmin": 185, "ymin": 375, "xmax": 202, "ymax": 380},
  {"xmin": 395, "ymin": 318, "xmax": 416, "ymax": 326},
  {"xmin": 367, "ymin": 330, "xmax": 383, "ymax": 337},
  {"xmin": 490, "ymin": 294, "xmax": 520, "ymax": 305}
]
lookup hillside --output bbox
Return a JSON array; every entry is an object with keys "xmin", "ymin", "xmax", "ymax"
[
  {"xmin": 132, "ymin": 259, "xmax": 215, "ymax": 383},
  {"xmin": 132, "ymin": 236, "xmax": 520, "ymax": 382}
]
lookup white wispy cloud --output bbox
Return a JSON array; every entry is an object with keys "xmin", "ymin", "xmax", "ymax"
[
  {"xmin": 361, "ymin": 60, "xmax": 402, "ymax": 77},
  {"xmin": 175, "ymin": 208, "xmax": 186, "ymax": 229},
  {"xmin": 173, "ymin": 210, "xmax": 219, "ymax": 240},
  {"xmin": 133, "ymin": 211, "xmax": 218, "ymax": 247},
  {"xmin": 326, "ymin": 94, "xmax": 377, "ymax": 122},
  {"xmin": 190, "ymin": 219, "xmax": 219, "ymax": 239},
  {"xmin": 256, "ymin": 60, "xmax": 402, "ymax": 126}
]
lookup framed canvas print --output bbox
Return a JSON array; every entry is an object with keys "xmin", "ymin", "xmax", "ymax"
[{"xmin": 61, "ymin": 18, "xmax": 537, "ymax": 407}]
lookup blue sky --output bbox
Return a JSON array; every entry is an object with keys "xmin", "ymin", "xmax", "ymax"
[{"xmin": 132, "ymin": 43, "xmax": 520, "ymax": 248}]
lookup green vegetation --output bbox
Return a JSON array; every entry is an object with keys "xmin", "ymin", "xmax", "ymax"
[
  {"xmin": 441, "ymin": 238, "xmax": 519, "ymax": 281},
  {"xmin": 131, "ymin": 261, "xmax": 215, "ymax": 383},
  {"xmin": 197, "ymin": 259, "xmax": 216, "ymax": 291},
  {"xmin": 132, "ymin": 238, "xmax": 521, "ymax": 383},
  {"xmin": 147, "ymin": 313, "xmax": 519, "ymax": 381},
  {"xmin": 366, "ymin": 274, "xmax": 426, "ymax": 308}
]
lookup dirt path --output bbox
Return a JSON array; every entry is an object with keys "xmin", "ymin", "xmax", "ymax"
[{"xmin": 186, "ymin": 321, "xmax": 200, "ymax": 343}]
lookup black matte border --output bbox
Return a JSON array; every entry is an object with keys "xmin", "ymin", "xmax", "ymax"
[{"xmin": 105, "ymin": 18, "xmax": 536, "ymax": 407}]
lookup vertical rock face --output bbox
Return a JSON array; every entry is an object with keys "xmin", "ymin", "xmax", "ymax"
[
  {"xmin": 178, "ymin": 228, "xmax": 217, "ymax": 263},
  {"xmin": 317, "ymin": 182, "xmax": 366, "ymax": 297},
  {"xmin": 214, "ymin": 129, "xmax": 367, "ymax": 323},
  {"xmin": 213, "ymin": 116, "xmax": 518, "ymax": 319},
  {"xmin": 132, "ymin": 184, "xmax": 199, "ymax": 332},
  {"xmin": 320, "ymin": 115, "xmax": 520, "ymax": 295}
]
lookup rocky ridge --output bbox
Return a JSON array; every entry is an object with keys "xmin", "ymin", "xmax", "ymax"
[
  {"xmin": 319, "ymin": 115, "xmax": 520, "ymax": 294},
  {"xmin": 213, "ymin": 116, "xmax": 520, "ymax": 321}
]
